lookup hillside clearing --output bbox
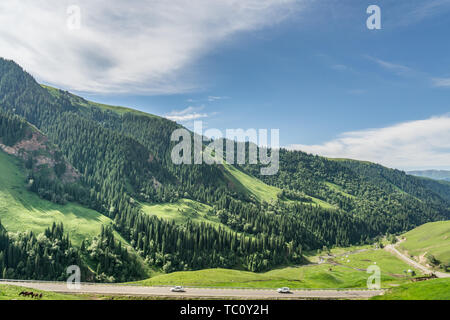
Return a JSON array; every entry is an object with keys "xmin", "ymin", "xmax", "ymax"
[
  {"xmin": 0, "ymin": 150, "xmax": 113, "ymax": 246},
  {"xmin": 141, "ymin": 199, "xmax": 216, "ymax": 225}
]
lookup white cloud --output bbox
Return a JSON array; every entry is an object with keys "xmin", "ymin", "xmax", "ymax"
[
  {"xmin": 0, "ymin": 0, "xmax": 301, "ymax": 94},
  {"xmin": 208, "ymin": 96, "xmax": 230, "ymax": 102},
  {"xmin": 287, "ymin": 115, "xmax": 450, "ymax": 170},
  {"xmin": 164, "ymin": 106, "xmax": 208, "ymax": 122}
]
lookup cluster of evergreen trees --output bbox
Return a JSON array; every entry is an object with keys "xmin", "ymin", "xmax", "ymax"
[
  {"xmin": 241, "ymin": 149, "xmax": 450, "ymax": 236},
  {"xmin": 0, "ymin": 221, "xmax": 83, "ymax": 280},
  {"xmin": 81, "ymin": 225, "xmax": 147, "ymax": 282},
  {"xmin": 0, "ymin": 110, "xmax": 27, "ymax": 146},
  {"xmin": 0, "ymin": 220, "xmax": 144, "ymax": 282},
  {"xmin": 115, "ymin": 208, "xmax": 304, "ymax": 272}
]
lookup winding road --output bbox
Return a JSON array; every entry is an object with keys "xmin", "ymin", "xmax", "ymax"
[
  {"xmin": 384, "ymin": 243, "xmax": 450, "ymax": 278},
  {"xmin": 0, "ymin": 281, "xmax": 384, "ymax": 299}
]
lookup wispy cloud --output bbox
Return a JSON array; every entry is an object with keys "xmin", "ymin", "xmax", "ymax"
[
  {"xmin": 331, "ymin": 64, "xmax": 350, "ymax": 72},
  {"xmin": 287, "ymin": 115, "xmax": 450, "ymax": 170},
  {"xmin": 432, "ymin": 78, "xmax": 450, "ymax": 88},
  {"xmin": 208, "ymin": 96, "xmax": 230, "ymax": 102},
  {"xmin": 366, "ymin": 56, "xmax": 415, "ymax": 76},
  {"xmin": 367, "ymin": 56, "xmax": 450, "ymax": 90},
  {"xmin": 0, "ymin": 0, "xmax": 302, "ymax": 94},
  {"xmin": 164, "ymin": 106, "xmax": 209, "ymax": 122},
  {"xmin": 393, "ymin": 0, "xmax": 450, "ymax": 26}
]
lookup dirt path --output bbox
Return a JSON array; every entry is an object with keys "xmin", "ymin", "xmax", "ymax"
[{"xmin": 384, "ymin": 243, "xmax": 450, "ymax": 278}]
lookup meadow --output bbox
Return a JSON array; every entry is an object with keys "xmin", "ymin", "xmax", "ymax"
[
  {"xmin": 222, "ymin": 163, "xmax": 335, "ymax": 209},
  {"xmin": 0, "ymin": 284, "xmax": 81, "ymax": 300},
  {"xmin": 141, "ymin": 198, "xmax": 217, "ymax": 225},
  {"xmin": 134, "ymin": 247, "xmax": 421, "ymax": 289},
  {"xmin": 397, "ymin": 221, "xmax": 450, "ymax": 269},
  {"xmin": 0, "ymin": 150, "xmax": 114, "ymax": 246},
  {"xmin": 372, "ymin": 278, "xmax": 450, "ymax": 300}
]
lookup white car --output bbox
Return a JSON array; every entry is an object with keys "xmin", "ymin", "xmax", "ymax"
[
  {"xmin": 170, "ymin": 286, "xmax": 185, "ymax": 292},
  {"xmin": 277, "ymin": 287, "xmax": 291, "ymax": 294}
]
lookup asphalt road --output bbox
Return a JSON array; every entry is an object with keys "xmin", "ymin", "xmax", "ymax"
[{"xmin": 0, "ymin": 281, "xmax": 384, "ymax": 299}]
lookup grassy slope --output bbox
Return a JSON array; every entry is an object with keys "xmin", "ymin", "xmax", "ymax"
[
  {"xmin": 140, "ymin": 163, "xmax": 335, "ymax": 233},
  {"xmin": 372, "ymin": 278, "xmax": 450, "ymax": 300},
  {"xmin": 222, "ymin": 163, "xmax": 280, "ymax": 203},
  {"xmin": 0, "ymin": 150, "xmax": 113, "ymax": 246},
  {"xmin": 141, "ymin": 199, "xmax": 218, "ymax": 226},
  {"xmin": 134, "ymin": 248, "xmax": 421, "ymax": 289},
  {"xmin": 325, "ymin": 182, "xmax": 355, "ymax": 199},
  {"xmin": 0, "ymin": 284, "xmax": 81, "ymax": 300},
  {"xmin": 222, "ymin": 163, "xmax": 335, "ymax": 208},
  {"xmin": 0, "ymin": 150, "xmax": 152, "ymax": 276},
  {"xmin": 398, "ymin": 221, "xmax": 450, "ymax": 267}
]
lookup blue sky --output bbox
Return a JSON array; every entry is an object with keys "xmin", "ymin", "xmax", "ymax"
[{"xmin": 1, "ymin": 0, "xmax": 450, "ymax": 169}]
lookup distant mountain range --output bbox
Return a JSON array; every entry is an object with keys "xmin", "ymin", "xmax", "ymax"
[{"xmin": 408, "ymin": 170, "xmax": 450, "ymax": 182}]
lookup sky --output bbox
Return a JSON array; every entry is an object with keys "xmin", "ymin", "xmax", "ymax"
[{"xmin": 0, "ymin": 0, "xmax": 449, "ymax": 170}]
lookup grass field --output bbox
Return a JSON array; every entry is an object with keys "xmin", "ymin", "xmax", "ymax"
[
  {"xmin": 372, "ymin": 278, "xmax": 450, "ymax": 300},
  {"xmin": 330, "ymin": 249, "xmax": 421, "ymax": 276},
  {"xmin": 325, "ymin": 182, "xmax": 355, "ymax": 199},
  {"xmin": 0, "ymin": 284, "xmax": 81, "ymax": 300},
  {"xmin": 0, "ymin": 150, "xmax": 115, "ymax": 246},
  {"xmin": 134, "ymin": 247, "xmax": 420, "ymax": 289},
  {"xmin": 222, "ymin": 163, "xmax": 335, "ymax": 208},
  {"xmin": 0, "ymin": 150, "xmax": 152, "ymax": 275},
  {"xmin": 141, "ymin": 199, "xmax": 217, "ymax": 225},
  {"xmin": 397, "ymin": 221, "xmax": 450, "ymax": 268},
  {"xmin": 222, "ymin": 163, "xmax": 280, "ymax": 203},
  {"xmin": 141, "ymin": 199, "xmax": 242, "ymax": 237},
  {"xmin": 304, "ymin": 244, "xmax": 372, "ymax": 262}
]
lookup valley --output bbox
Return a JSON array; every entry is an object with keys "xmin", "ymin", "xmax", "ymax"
[
  {"xmin": 0, "ymin": 58, "xmax": 448, "ymax": 300},
  {"xmin": 134, "ymin": 245, "xmax": 422, "ymax": 289}
]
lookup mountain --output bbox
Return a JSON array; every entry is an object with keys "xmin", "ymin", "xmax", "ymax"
[
  {"xmin": 408, "ymin": 170, "xmax": 450, "ymax": 182},
  {"xmin": 0, "ymin": 57, "xmax": 449, "ymax": 281}
]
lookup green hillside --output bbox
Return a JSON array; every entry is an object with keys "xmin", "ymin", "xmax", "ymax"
[
  {"xmin": 0, "ymin": 150, "xmax": 112, "ymax": 246},
  {"xmin": 398, "ymin": 221, "xmax": 450, "ymax": 270},
  {"xmin": 141, "ymin": 199, "xmax": 219, "ymax": 226},
  {"xmin": 372, "ymin": 278, "xmax": 450, "ymax": 300},
  {"xmin": 222, "ymin": 163, "xmax": 280, "ymax": 203},
  {"xmin": 1, "ymin": 58, "xmax": 450, "ymax": 280},
  {"xmin": 135, "ymin": 247, "xmax": 421, "ymax": 289},
  {"xmin": 42, "ymin": 84, "xmax": 161, "ymax": 119},
  {"xmin": 223, "ymin": 163, "xmax": 335, "ymax": 208}
]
